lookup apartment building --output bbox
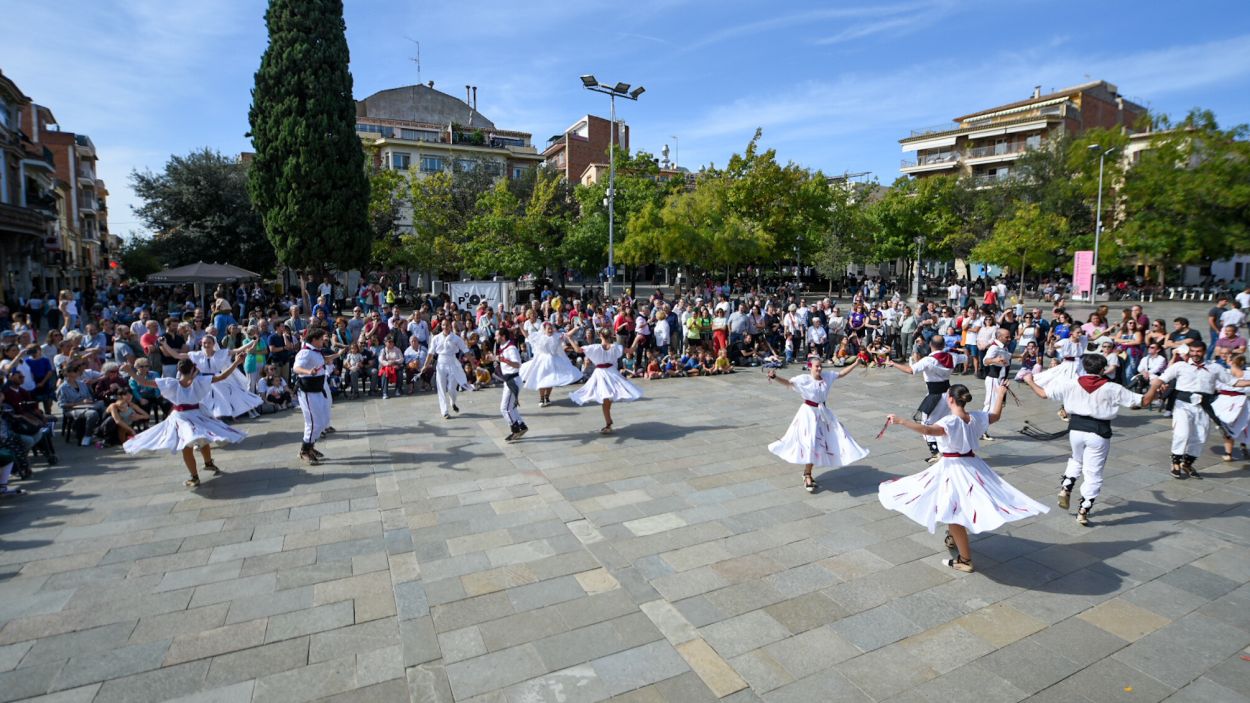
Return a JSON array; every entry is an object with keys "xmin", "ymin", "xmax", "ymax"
[
  {"xmin": 356, "ymin": 82, "xmax": 544, "ymax": 182},
  {"xmin": 899, "ymin": 80, "xmax": 1146, "ymax": 185},
  {"xmin": 543, "ymin": 115, "xmax": 629, "ymax": 183}
]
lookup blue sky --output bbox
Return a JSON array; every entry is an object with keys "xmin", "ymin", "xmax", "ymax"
[{"xmin": 4, "ymin": 0, "xmax": 1249, "ymax": 238}]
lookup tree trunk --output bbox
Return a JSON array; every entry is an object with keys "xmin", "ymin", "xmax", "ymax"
[{"xmin": 1019, "ymin": 250, "xmax": 1027, "ymax": 304}]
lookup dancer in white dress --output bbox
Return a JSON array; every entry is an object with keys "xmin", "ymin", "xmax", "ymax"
[
  {"xmin": 878, "ymin": 383, "xmax": 1048, "ymax": 572},
  {"xmin": 766, "ymin": 358, "xmax": 870, "ymax": 493},
  {"xmin": 520, "ymin": 321, "xmax": 582, "ymax": 406},
  {"xmin": 162, "ymin": 335, "xmax": 262, "ymax": 420},
  {"xmin": 1213, "ymin": 355, "xmax": 1250, "ymax": 461},
  {"xmin": 123, "ymin": 355, "xmax": 248, "ymax": 488},
  {"xmin": 568, "ymin": 329, "xmax": 641, "ymax": 433}
]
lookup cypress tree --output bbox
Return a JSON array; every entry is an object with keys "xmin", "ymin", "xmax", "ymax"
[{"xmin": 247, "ymin": 0, "xmax": 370, "ymax": 273}]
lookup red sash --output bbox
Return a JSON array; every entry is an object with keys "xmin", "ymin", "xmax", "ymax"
[
  {"xmin": 804, "ymin": 400, "xmax": 822, "ymax": 407},
  {"xmin": 941, "ymin": 451, "xmax": 975, "ymax": 458},
  {"xmin": 595, "ymin": 363, "xmax": 613, "ymax": 369},
  {"xmin": 172, "ymin": 404, "xmax": 200, "ymax": 412},
  {"xmin": 931, "ymin": 352, "xmax": 953, "ymax": 369}
]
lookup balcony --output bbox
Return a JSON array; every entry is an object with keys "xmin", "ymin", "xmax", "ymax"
[
  {"xmin": 79, "ymin": 196, "xmax": 98, "ymax": 214},
  {"xmin": 907, "ymin": 122, "xmax": 958, "ymax": 138},
  {"xmin": 970, "ymin": 172, "xmax": 1022, "ymax": 188},
  {"xmin": 75, "ymin": 134, "xmax": 96, "ymax": 158},
  {"xmin": 901, "ymin": 151, "xmax": 959, "ymax": 173},
  {"xmin": 965, "ymin": 139, "xmax": 1041, "ymax": 162},
  {"xmin": 76, "ymin": 165, "xmax": 95, "ymax": 183}
]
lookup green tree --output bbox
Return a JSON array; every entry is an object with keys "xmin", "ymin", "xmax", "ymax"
[
  {"xmin": 1119, "ymin": 110, "xmax": 1250, "ymax": 276},
  {"xmin": 367, "ymin": 166, "xmax": 409, "ymax": 270},
  {"xmin": 247, "ymin": 0, "xmax": 370, "ymax": 273},
  {"xmin": 129, "ymin": 148, "xmax": 274, "ymax": 272},
  {"xmin": 971, "ymin": 202, "xmax": 1068, "ymax": 299},
  {"xmin": 812, "ymin": 183, "xmax": 873, "ymax": 292},
  {"xmin": 117, "ymin": 235, "xmax": 163, "ymax": 281},
  {"xmin": 868, "ymin": 176, "xmax": 961, "ymax": 270}
]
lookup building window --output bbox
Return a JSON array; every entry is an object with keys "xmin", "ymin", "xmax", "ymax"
[
  {"xmin": 482, "ymin": 162, "xmax": 503, "ymax": 177},
  {"xmin": 420, "ymin": 155, "xmax": 444, "ymax": 173},
  {"xmin": 357, "ymin": 123, "xmax": 393, "ymax": 137},
  {"xmin": 390, "ymin": 152, "xmax": 411, "ymax": 170},
  {"xmin": 0, "ymin": 97, "xmax": 9, "ymax": 130},
  {"xmin": 454, "ymin": 159, "xmax": 477, "ymax": 173},
  {"xmin": 511, "ymin": 167, "xmax": 525, "ymax": 180}
]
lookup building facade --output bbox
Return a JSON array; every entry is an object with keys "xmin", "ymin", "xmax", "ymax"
[
  {"xmin": 1, "ymin": 70, "xmax": 111, "ymax": 302},
  {"xmin": 899, "ymin": 81, "xmax": 1146, "ymax": 185},
  {"xmin": 356, "ymin": 83, "xmax": 543, "ymax": 184},
  {"xmin": 542, "ymin": 115, "xmax": 629, "ymax": 183}
]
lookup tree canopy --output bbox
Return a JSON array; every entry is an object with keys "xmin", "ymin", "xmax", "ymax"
[
  {"xmin": 129, "ymin": 148, "xmax": 275, "ymax": 273},
  {"xmin": 247, "ymin": 0, "xmax": 370, "ymax": 273}
]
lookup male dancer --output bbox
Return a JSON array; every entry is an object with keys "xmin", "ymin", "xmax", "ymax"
[
  {"xmin": 1023, "ymin": 354, "xmax": 1140, "ymax": 525},
  {"xmin": 980, "ymin": 327, "xmax": 1013, "ymax": 440},
  {"xmin": 293, "ymin": 328, "xmax": 338, "ymax": 464},
  {"xmin": 889, "ymin": 336, "xmax": 966, "ymax": 463},
  {"xmin": 424, "ymin": 319, "xmax": 469, "ymax": 420},
  {"xmin": 1143, "ymin": 340, "xmax": 1250, "ymax": 478},
  {"xmin": 496, "ymin": 329, "xmax": 528, "ymax": 440}
]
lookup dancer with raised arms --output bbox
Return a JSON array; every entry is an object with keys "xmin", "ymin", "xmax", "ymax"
[
  {"xmin": 520, "ymin": 320, "xmax": 582, "ymax": 406},
  {"xmin": 424, "ymin": 319, "xmax": 470, "ymax": 420},
  {"xmin": 1023, "ymin": 354, "xmax": 1141, "ymax": 525},
  {"xmin": 766, "ymin": 358, "xmax": 869, "ymax": 493},
  {"xmin": 161, "ymin": 334, "xmax": 262, "ymax": 420},
  {"xmin": 123, "ymin": 354, "xmax": 249, "ymax": 488},
  {"xmin": 879, "ymin": 383, "xmax": 1048, "ymax": 572},
  {"xmin": 568, "ymin": 328, "xmax": 642, "ymax": 434}
]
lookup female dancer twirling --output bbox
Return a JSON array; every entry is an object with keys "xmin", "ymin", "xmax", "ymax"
[
  {"xmin": 161, "ymin": 334, "xmax": 262, "ymax": 420},
  {"xmin": 520, "ymin": 321, "xmax": 582, "ymax": 406},
  {"xmin": 568, "ymin": 328, "xmax": 642, "ymax": 433},
  {"xmin": 766, "ymin": 358, "xmax": 869, "ymax": 493},
  {"xmin": 123, "ymin": 354, "xmax": 248, "ymax": 487},
  {"xmin": 878, "ymin": 383, "xmax": 1048, "ymax": 572}
]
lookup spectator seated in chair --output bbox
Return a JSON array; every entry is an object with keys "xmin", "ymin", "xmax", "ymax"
[{"xmin": 56, "ymin": 363, "xmax": 103, "ymax": 447}]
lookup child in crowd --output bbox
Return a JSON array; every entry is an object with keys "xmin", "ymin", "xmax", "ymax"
[
  {"xmin": 342, "ymin": 343, "xmax": 367, "ymax": 398},
  {"xmin": 1015, "ymin": 341, "xmax": 1042, "ymax": 381},
  {"xmin": 832, "ymin": 338, "xmax": 853, "ymax": 367},
  {"xmin": 713, "ymin": 348, "xmax": 733, "ymax": 375},
  {"xmin": 258, "ymin": 364, "xmax": 293, "ymax": 410},
  {"xmin": 783, "ymin": 331, "xmax": 795, "ymax": 365},
  {"xmin": 645, "ymin": 350, "xmax": 664, "ymax": 379},
  {"xmin": 682, "ymin": 353, "xmax": 701, "ymax": 376},
  {"xmin": 868, "ymin": 337, "xmax": 892, "ymax": 367}
]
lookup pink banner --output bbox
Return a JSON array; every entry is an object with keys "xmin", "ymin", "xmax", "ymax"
[{"xmin": 1073, "ymin": 250, "xmax": 1094, "ymax": 295}]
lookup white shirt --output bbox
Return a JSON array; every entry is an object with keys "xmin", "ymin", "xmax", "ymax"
[
  {"xmin": 1136, "ymin": 353, "xmax": 1167, "ymax": 377},
  {"xmin": 1237, "ymin": 292, "xmax": 1250, "ymax": 310},
  {"xmin": 935, "ymin": 413, "xmax": 989, "ymax": 455},
  {"xmin": 975, "ymin": 323, "xmax": 998, "ymax": 349},
  {"xmin": 912, "ymin": 353, "xmax": 965, "ymax": 383},
  {"xmin": 294, "ymin": 345, "xmax": 328, "ymax": 377},
  {"xmin": 983, "ymin": 341, "xmax": 1011, "ymax": 371},
  {"xmin": 1220, "ymin": 308, "xmax": 1245, "ymax": 329},
  {"xmin": 408, "ymin": 319, "xmax": 430, "ymax": 344},
  {"xmin": 1056, "ymin": 337, "xmax": 1083, "ymax": 361},
  {"xmin": 947, "ymin": 284, "xmax": 960, "ymax": 300},
  {"xmin": 789, "ymin": 371, "xmax": 838, "ymax": 404},
  {"xmin": 1048, "ymin": 379, "xmax": 1140, "ymax": 419},
  {"xmin": 806, "ymin": 325, "xmax": 827, "ymax": 346},
  {"xmin": 654, "ymin": 321, "xmax": 670, "ymax": 347},
  {"xmin": 499, "ymin": 342, "xmax": 522, "ymax": 375},
  {"xmin": 429, "ymin": 332, "xmax": 469, "ymax": 368},
  {"xmin": 1159, "ymin": 360, "xmax": 1233, "ymax": 394}
]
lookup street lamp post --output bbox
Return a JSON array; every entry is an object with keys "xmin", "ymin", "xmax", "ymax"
[
  {"xmin": 912, "ymin": 236, "xmax": 924, "ymax": 302},
  {"xmin": 581, "ymin": 75, "xmax": 645, "ymax": 298},
  {"xmin": 670, "ymin": 135, "xmax": 679, "ymax": 170},
  {"xmin": 1088, "ymin": 144, "xmax": 1116, "ymax": 303}
]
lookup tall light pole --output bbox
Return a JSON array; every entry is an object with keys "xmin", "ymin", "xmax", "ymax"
[
  {"xmin": 670, "ymin": 135, "xmax": 679, "ymax": 170},
  {"xmin": 1088, "ymin": 144, "xmax": 1116, "ymax": 303},
  {"xmin": 912, "ymin": 235, "xmax": 924, "ymax": 302},
  {"xmin": 581, "ymin": 75, "xmax": 645, "ymax": 298}
]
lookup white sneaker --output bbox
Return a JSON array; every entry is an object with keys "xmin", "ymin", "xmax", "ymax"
[
  {"xmin": 382, "ymin": 393, "xmax": 389, "ymax": 399},
  {"xmin": 80, "ymin": 436, "xmax": 92, "ymax": 447}
]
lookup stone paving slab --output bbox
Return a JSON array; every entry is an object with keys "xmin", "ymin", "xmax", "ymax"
[{"xmin": 3, "ymin": 357, "xmax": 1250, "ymax": 701}]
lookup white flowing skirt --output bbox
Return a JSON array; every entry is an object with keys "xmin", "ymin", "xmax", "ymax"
[
  {"xmin": 1213, "ymin": 394, "xmax": 1250, "ymax": 443},
  {"xmin": 1033, "ymin": 359, "xmax": 1078, "ymax": 391},
  {"xmin": 123, "ymin": 409, "xmax": 247, "ymax": 455},
  {"xmin": 202, "ymin": 371, "xmax": 263, "ymax": 418},
  {"xmin": 570, "ymin": 368, "xmax": 642, "ymax": 405},
  {"xmin": 878, "ymin": 456, "xmax": 1049, "ymax": 534},
  {"xmin": 768, "ymin": 405, "xmax": 869, "ymax": 468},
  {"xmin": 520, "ymin": 352, "xmax": 583, "ymax": 390}
]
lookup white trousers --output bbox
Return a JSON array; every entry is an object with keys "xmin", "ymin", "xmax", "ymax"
[
  {"xmin": 1171, "ymin": 401, "xmax": 1209, "ymax": 456},
  {"xmin": 983, "ymin": 374, "xmax": 1005, "ymax": 413},
  {"xmin": 435, "ymin": 365, "xmax": 459, "ymax": 416},
  {"xmin": 298, "ymin": 389, "xmax": 331, "ymax": 444},
  {"xmin": 500, "ymin": 376, "xmax": 523, "ymax": 427},
  {"xmin": 1065, "ymin": 430, "xmax": 1109, "ymax": 500}
]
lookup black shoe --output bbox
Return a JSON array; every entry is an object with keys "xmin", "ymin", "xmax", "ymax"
[
  {"xmin": 443, "ymin": 413, "xmax": 451, "ymax": 420},
  {"xmin": 452, "ymin": 404, "xmax": 460, "ymax": 413},
  {"xmin": 513, "ymin": 424, "xmax": 528, "ymax": 439}
]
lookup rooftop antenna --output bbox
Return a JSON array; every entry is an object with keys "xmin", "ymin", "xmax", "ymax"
[{"xmin": 405, "ymin": 37, "xmax": 421, "ymax": 84}]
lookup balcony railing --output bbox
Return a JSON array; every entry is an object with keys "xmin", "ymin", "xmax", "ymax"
[
  {"xmin": 901, "ymin": 152, "xmax": 959, "ymax": 168},
  {"xmin": 907, "ymin": 122, "xmax": 958, "ymax": 138},
  {"xmin": 970, "ymin": 172, "xmax": 1021, "ymax": 188},
  {"xmin": 965, "ymin": 140, "xmax": 1040, "ymax": 159}
]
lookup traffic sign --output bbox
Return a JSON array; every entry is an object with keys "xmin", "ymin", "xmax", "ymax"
[{"xmin": 606, "ymin": 265, "xmax": 616, "ymax": 277}]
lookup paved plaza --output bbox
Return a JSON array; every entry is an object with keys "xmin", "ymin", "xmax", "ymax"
[{"xmin": 3, "ymin": 312, "xmax": 1250, "ymax": 702}]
